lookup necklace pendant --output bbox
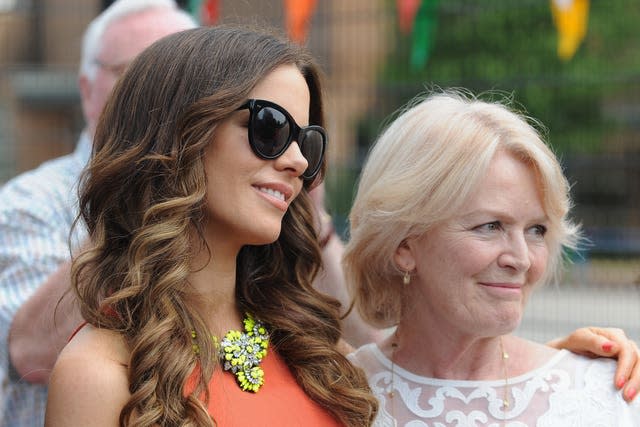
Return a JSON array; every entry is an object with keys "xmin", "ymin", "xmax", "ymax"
[
  {"xmin": 193, "ymin": 313, "xmax": 270, "ymax": 393},
  {"xmin": 220, "ymin": 314, "xmax": 270, "ymax": 393}
]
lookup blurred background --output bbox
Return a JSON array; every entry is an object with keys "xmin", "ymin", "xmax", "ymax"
[{"xmin": 0, "ymin": 0, "xmax": 638, "ymax": 341}]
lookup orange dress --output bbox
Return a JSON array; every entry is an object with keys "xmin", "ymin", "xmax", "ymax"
[
  {"xmin": 70, "ymin": 322, "xmax": 341, "ymax": 425},
  {"xmin": 185, "ymin": 349, "xmax": 343, "ymax": 426}
]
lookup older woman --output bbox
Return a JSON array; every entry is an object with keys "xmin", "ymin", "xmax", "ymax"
[{"xmin": 345, "ymin": 91, "xmax": 640, "ymax": 425}]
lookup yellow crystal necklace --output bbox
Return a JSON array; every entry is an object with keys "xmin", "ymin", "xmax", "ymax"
[{"xmin": 193, "ymin": 313, "xmax": 270, "ymax": 393}]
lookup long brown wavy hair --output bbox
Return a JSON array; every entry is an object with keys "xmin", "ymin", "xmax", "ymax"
[{"xmin": 72, "ymin": 26, "xmax": 377, "ymax": 426}]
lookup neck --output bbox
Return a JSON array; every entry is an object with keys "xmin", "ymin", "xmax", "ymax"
[
  {"xmin": 389, "ymin": 326, "xmax": 509, "ymax": 380},
  {"xmin": 188, "ymin": 233, "xmax": 243, "ymax": 334},
  {"xmin": 387, "ymin": 326, "xmax": 556, "ymax": 380}
]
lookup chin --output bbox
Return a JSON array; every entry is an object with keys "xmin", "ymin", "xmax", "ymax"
[
  {"xmin": 486, "ymin": 310, "xmax": 523, "ymax": 336},
  {"xmin": 248, "ymin": 226, "xmax": 282, "ymax": 246},
  {"xmin": 499, "ymin": 317, "xmax": 523, "ymax": 335}
]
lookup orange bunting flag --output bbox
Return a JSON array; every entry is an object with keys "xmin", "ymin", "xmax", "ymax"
[
  {"xmin": 284, "ymin": 0, "xmax": 318, "ymax": 44},
  {"xmin": 397, "ymin": 0, "xmax": 422, "ymax": 34},
  {"xmin": 200, "ymin": 0, "xmax": 219, "ymax": 26},
  {"xmin": 550, "ymin": 0, "xmax": 590, "ymax": 61}
]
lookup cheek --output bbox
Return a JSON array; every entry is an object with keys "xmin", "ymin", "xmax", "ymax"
[
  {"xmin": 432, "ymin": 240, "xmax": 494, "ymax": 281},
  {"xmin": 91, "ymin": 77, "xmax": 118, "ymax": 113},
  {"xmin": 528, "ymin": 245, "xmax": 549, "ymax": 282},
  {"xmin": 458, "ymin": 241, "xmax": 501, "ymax": 276}
]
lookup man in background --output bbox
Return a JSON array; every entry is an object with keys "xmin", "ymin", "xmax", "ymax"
[{"xmin": 0, "ymin": 1, "xmax": 196, "ymax": 425}]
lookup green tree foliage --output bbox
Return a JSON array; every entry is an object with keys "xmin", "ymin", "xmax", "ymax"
[
  {"xmin": 367, "ymin": 0, "xmax": 640, "ymax": 155},
  {"xmin": 330, "ymin": 0, "xmax": 640, "ymax": 242}
]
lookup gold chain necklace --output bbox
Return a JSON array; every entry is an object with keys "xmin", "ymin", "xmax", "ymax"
[
  {"xmin": 389, "ymin": 336, "xmax": 398, "ymax": 422},
  {"xmin": 388, "ymin": 334, "xmax": 512, "ymax": 425},
  {"xmin": 499, "ymin": 336, "xmax": 511, "ymax": 426}
]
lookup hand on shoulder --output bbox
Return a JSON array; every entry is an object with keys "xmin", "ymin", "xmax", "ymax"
[{"xmin": 45, "ymin": 325, "xmax": 130, "ymax": 427}]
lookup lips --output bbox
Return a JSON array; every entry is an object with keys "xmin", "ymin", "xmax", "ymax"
[
  {"xmin": 479, "ymin": 282, "xmax": 524, "ymax": 288},
  {"xmin": 253, "ymin": 182, "xmax": 295, "ymax": 202},
  {"xmin": 257, "ymin": 186, "xmax": 285, "ymax": 201},
  {"xmin": 252, "ymin": 182, "xmax": 297, "ymax": 212}
]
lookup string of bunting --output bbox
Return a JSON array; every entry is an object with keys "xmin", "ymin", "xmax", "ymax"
[{"xmin": 183, "ymin": 0, "xmax": 590, "ymax": 72}]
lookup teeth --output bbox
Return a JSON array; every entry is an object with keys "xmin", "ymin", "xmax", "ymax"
[{"xmin": 258, "ymin": 187, "xmax": 285, "ymax": 201}]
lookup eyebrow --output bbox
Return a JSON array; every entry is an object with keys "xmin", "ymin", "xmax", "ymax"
[
  {"xmin": 459, "ymin": 209, "xmax": 549, "ymax": 224},
  {"xmin": 93, "ymin": 59, "xmax": 129, "ymax": 75}
]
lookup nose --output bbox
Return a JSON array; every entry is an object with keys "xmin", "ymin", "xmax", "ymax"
[
  {"xmin": 275, "ymin": 140, "xmax": 309, "ymax": 178},
  {"xmin": 497, "ymin": 232, "xmax": 532, "ymax": 272}
]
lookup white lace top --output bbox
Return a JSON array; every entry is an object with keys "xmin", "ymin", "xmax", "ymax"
[{"xmin": 348, "ymin": 344, "xmax": 640, "ymax": 427}]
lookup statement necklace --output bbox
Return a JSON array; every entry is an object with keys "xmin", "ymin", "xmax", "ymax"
[{"xmin": 192, "ymin": 313, "xmax": 270, "ymax": 393}]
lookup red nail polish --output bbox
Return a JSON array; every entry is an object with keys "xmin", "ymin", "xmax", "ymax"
[
  {"xmin": 626, "ymin": 387, "xmax": 637, "ymax": 400},
  {"xmin": 602, "ymin": 342, "xmax": 613, "ymax": 352},
  {"xmin": 617, "ymin": 378, "xmax": 626, "ymax": 389}
]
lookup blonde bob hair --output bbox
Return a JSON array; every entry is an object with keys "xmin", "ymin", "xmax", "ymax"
[{"xmin": 343, "ymin": 89, "xmax": 581, "ymax": 329}]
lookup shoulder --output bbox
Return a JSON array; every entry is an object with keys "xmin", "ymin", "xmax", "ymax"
[
  {"xmin": 0, "ymin": 152, "xmax": 81, "ymax": 210},
  {"xmin": 535, "ymin": 349, "xmax": 617, "ymax": 389},
  {"xmin": 2, "ymin": 151, "xmax": 80, "ymax": 193},
  {"xmin": 0, "ymin": 153, "xmax": 83, "ymax": 241},
  {"xmin": 562, "ymin": 350, "xmax": 617, "ymax": 380},
  {"xmin": 45, "ymin": 325, "xmax": 130, "ymax": 427},
  {"xmin": 541, "ymin": 352, "xmax": 640, "ymax": 424},
  {"xmin": 347, "ymin": 342, "xmax": 382, "ymax": 371}
]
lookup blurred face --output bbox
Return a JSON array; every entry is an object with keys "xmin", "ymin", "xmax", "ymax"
[
  {"xmin": 395, "ymin": 150, "xmax": 549, "ymax": 338},
  {"xmin": 201, "ymin": 64, "xmax": 311, "ymax": 249},
  {"xmin": 79, "ymin": 8, "xmax": 193, "ymax": 137}
]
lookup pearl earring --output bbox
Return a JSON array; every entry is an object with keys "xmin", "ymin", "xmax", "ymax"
[{"xmin": 403, "ymin": 270, "xmax": 411, "ymax": 285}]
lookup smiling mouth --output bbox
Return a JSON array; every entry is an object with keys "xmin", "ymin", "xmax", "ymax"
[
  {"xmin": 257, "ymin": 186, "xmax": 285, "ymax": 202},
  {"xmin": 480, "ymin": 285, "xmax": 524, "ymax": 295}
]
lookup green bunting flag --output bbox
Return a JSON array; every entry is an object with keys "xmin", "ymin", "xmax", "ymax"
[{"xmin": 410, "ymin": 0, "xmax": 438, "ymax": 70}]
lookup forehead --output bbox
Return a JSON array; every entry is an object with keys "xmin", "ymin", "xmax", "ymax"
[
  {"xmin": 249, "ymin": 65, "xmax": 311, "ymax": 125},
  {"xmin": 99, "ymin": 8, "xmax": 191, "ymax": 63},
  {"xmin": 460, "ymin": 150, "xmax": 545, "ymax": 217}
]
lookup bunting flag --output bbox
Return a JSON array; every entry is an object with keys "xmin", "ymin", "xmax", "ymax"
[
  {"xmin": 284, "ymin": 0, "xmax": 318, "ymax": 44},
  {"xmin": 200, "ymin": 0, "xmax": 219, "ymax": 26},
  {"xmin": 550, "ymin": 0, "xmax": 590, "ymax": 61},
  {"xmin": 410, "ymin": 0, "xmax": 438, "ymax": 70},
  {"xmin": 182, "ymin": 0, "xmax": 219, "ymax": 26},
  {"xmin": 185, "ymin": 0, "xmax": 201, "ymax": 22},
  {"xmin": 397, "ymin": 0, "xmax": 422, "ymax": 35}
]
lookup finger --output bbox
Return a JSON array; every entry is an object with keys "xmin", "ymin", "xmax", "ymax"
[
  {"xmin": 582, "ymin": 327, "xmax": 626, "ymax": 357},
  {"xmin": 622, "ymin": 341, "xmax": 640, "ymax": 402},
  {"xmin": 582, "ymin": 327, "xmax": 640, "ymax": 400},
  {"xmin": 583, "ymin": 327, "xmax": 636, "ymax": 388},
  {"xmin": 551, "ymin": 327, "xmax": 639, "ymax": 402},
  {"xmin": 548, "ymin": 327, "xmax": 618, "ymax": 358},
  {"xmin": 603, "ymin": 329, "xmax": 638, "ymax": 392}
]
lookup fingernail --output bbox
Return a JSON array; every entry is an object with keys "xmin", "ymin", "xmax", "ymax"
[
  {"xmin": 626, "ymin": 387, "xmax": 636, "ymax": 400},
  {"xmin": 602, "ymin": 342, "xmax": 613, "ymax": 352},
  {"xmin": 617, "ymin": 378, "xmax": 626, "ymax": 389}
]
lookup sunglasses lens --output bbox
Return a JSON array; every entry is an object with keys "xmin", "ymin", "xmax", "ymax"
[
  {"xmin": 299, "ymin": 129, "xmax": 325, "ymax": 178},
  {"xmin": 244, "ymin": 100, "xmax": 325, "ymax": 180},
  {"xmin": 253, "ymin": 107, "xmax": 290, "ymax": 157}
]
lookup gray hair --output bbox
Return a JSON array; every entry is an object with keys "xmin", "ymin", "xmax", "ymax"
[{"xmin": 79, "ymin": 0, "xmax": 197, "ymax": 80}]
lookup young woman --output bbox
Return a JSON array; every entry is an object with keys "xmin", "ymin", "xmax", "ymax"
[{"xmin": 45, "ymin": 26, "xmax": 377, "ymax": 426}]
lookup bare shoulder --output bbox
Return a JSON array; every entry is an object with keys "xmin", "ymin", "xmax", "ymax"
[{"xmin": 45, "ymin": 325, "xmax": 130, "ymax": 427}]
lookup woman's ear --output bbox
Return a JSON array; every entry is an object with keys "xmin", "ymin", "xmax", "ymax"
[{"xmin": 393, "ymin": 238, "xmax": 416, "ymax": 272}]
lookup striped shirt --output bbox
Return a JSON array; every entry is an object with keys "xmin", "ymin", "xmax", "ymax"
[{"xmin": 0, "ymin": 133, "xmax": 90, "ymax": 427}]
